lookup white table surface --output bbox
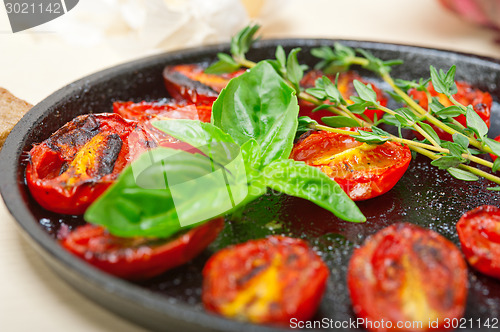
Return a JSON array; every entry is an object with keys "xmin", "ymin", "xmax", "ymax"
[{"xmin": 1, "ymin": 0, "xmax": 499, "ymax": 331}]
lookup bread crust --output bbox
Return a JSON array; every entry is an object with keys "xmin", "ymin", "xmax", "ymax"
[{"xmin": 0, "ymin": 88, "xmax": 32, "ymax": 149}]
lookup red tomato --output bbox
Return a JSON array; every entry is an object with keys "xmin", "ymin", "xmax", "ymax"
[
  {"xmin": 113, "ymin": 100, "xmax": 211, "ymax": 149},
  {"xmin": 348, "ymin": 223, "xmax": 468, "ymax": 332},
  {"xmin": 163, "ymin": 64, "xmax": 245, "ymax": 106},
  {"xmin": 61, "ymin": 218, "xmax": 224, "ymax": 280},
  {"xmin": 26, "ymin": 113, "xmax": 155, "ymax": 215},
  {"xmin": 290, "ymin": 128, "xmax": 411, "ymax": 201},
  {"xmin": 113, "ymin": 100, "xmax": 211, "ymax": 123},
  {"xmin": 299, "ymin": 70, "xmax": 388, "ymax": 124},
  {"xmin": 457, "ymin": 205, "xmax": 500, "ymax": 279},
  {"xmin": 408, "ymin": 81, "xmax": 492, "ymax": 141},
  {"xmin": 202, "ymin": 236, "xmax": 329, "ymax": 325}
]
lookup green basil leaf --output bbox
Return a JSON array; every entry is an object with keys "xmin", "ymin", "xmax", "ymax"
[
  {"xmin": 487, "ymin": 186, "xmax": 500, "ymax": 191},
  {"xmin": 466, "ymin": 105, "xmax": 488, "ymax": 139},
  {"xmin": 431, "ymin": 156, "xmax": 462, "ymax": 169},
  {"xmin": 447, "ymin": 167, "xmax": 479, "ymax": 181},
  {"xmin": 205, "ymin": 53, "xmax": 241, "ymax": 74},
  {"xmin": 240, "ymin": 138, "xmax": 262, "ymax": 171},
  {"xmin": 321, "ymin": 116, "xmax": 360, "ymax": 128},
  {"xmin": 85, "ymin": 148, "xmax": 249, "ymax": 237},
  {"xmin": 262, "ymin": 159, "xmax": 366, "ymax": 222},
  {"xmin": 212, "ymin": 61, "xmax": 299, "ymax": 167},
  {"xmin": 153, "ymin": 119, "xmax": 236, "ymax": 157}
]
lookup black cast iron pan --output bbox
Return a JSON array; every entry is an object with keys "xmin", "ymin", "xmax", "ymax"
[{"xmin": 1, "ymin": 39, "xmax": 500, "ymax": 331}]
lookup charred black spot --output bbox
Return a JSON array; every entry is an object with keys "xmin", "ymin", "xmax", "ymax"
[
  {"xmin": 236, "ymin": 263, "xmax": 268, "ymax": 287},
  {"xmin": 295, "ymin": 130, "xmax": 316, "ymax": 144},
  {"xmin": 163, "ymin": 68, "xmax": 218, "ymax": 98},
  {"xmin": 286, "ymin": 253, "xmax": 299, "ymax": 264},
  {"xmin": 49, "ymin": 115, "xmax": 100, "ymax": 153},
  {"xmin": 58, "ymin": 162, "xmax": 69, "ymax": 176},
  {"xmin": 96, "ymin": 134, "xmax": 123, "ymax": 176},
  {"xmin": 412, "ymin": 240, "xmax": 443, "ymax": 263}
]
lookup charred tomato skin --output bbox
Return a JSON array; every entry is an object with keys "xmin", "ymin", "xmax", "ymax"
[
  {"xmin": 348, "ymin": 223, "xmax": 468, "ymax": 332},
  {"xmin": 290, "ymin": 128, "xmax": 411, "ymax": 201},
  {"xmin": 202, "ymin": 236, "xmax": 329, "ymax": 325},
  {"xmin": 408, "ymin": 81, "xmax": 492, "ymax": 141},
  {"xmin": 299, "ymin": 70, "xmax": 388, "ymax": 123},
  {"xmin": 163, "ymin": 64, "xmax": 244, "ymax": 106},
  {"xmin": 113, "ymin": 100, "xmax": 212, "ymax": 123},
  {"xmin": 26, "ymin": 113, "xmax": 155, "ymax": 215},
  {"xmin": 113, "ymin": 100, "xmax": 211, "ymax": 150},
  {"xmin": 61, "ymin": 218, "xmax": 224, "ymax": 280},
  {"xmin": 457, "ymin": 205, "xmax": 500, "ymax": 279}
]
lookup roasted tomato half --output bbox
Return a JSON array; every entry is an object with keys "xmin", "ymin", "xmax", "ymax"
[
  {"xmin": 113, "ymin": 99, "xmax": 211, "ymax": 123},
  {"xmin": 202, "ymin": 236, "xmax": 329, "ymax": 325},
  {"xmin": 457, "ymin": 205, "xmax": 500, "ymax": 279},
  {"xmin": 26, "ymin": 113, "xmax": 155, "ymax": 215},
  {"xmin": 61, "ymin": 218, "xmax": 224, "ymax": 280},
  {"xmin": 299, "ymin": 70, "xmax": 388, "ymax": 123},
  {"xmin": 409, "ymin": 81, "xmax": 492, "ymax": 141},
  {"xmin": 113, "ymin": 100, "xmax": 211, "ymax": 149},
  {"xmin": 290, "ymin": 128, "xmax": 411, "ymax": 201},
  {"xmin": 163, "ymin": 64, "xmax": 245, "ymax": 106},
  {"xmin": 348, "ymin": 223, "xmax": 468, "ymax": 332}
]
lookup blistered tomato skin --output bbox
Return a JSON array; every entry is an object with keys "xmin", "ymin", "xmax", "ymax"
[
  {"xmin": 348, "ymin": 223, "xmax": 468, "ymax": 332},
  {"xmin": 299, "ymin": 70, "xmax": 388, "ymax": 123},
  {"xmin": 457, "ymin": 205, "xmax": 500, "ymax": 279},
  {"xmin": 202, "ymin": 236, "xmax": 329, "ymax": 325},
  {"xmin": 26, "ymin": 113, "xmax": 155, "ymax": 215},
  {"xmin": 290, "ymin": 128, "xmax": 411, "ymax": 201},
  {"xmin": 408, "ymin": 81, "xmax": 492, "ymax": 141},
  {"xmin": 113, "ymin": 100, "xmax": 211, "ymax": 149},
  {"xmin": 61, "ymin": 218, "xmax": 224, "ymax": 280},
  {"xmin": 163, "ymin": 64, "xmax": 245, "ymax": 106}
]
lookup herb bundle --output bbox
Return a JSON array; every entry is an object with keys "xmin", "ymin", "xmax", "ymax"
[
  {"xmin": 85, "ymin": 61, "xmax": 365, "ymax": 238},
  {"xmin": 207, "ymin": 24, "xmax": 500, "ymax": 186}
]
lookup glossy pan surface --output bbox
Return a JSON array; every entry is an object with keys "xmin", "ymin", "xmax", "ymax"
[{"xmin": 1, "ymin": 39, "xmax": 500, "ymax": 331}]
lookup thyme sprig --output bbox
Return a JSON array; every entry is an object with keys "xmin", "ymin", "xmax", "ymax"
[{"xmin": 205, "ymin": 25, "xmax": 500, "ymax": 185}]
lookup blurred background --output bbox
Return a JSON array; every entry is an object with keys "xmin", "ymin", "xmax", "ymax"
[
  {"xmin": 1, "ymin": 0, "xmax": 500, "ymax": 331},
  {"xmin": 0, "ymin": 0, "xmax": 499, "ymax": 104}
]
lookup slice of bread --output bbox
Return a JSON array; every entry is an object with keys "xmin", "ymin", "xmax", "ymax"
[{"xmin": 0, "ymin": 88, "xmax": 32, "ymax": 149}]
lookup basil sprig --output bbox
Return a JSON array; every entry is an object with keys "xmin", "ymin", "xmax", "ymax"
[{"xmin": 85, "ymin": 61, "xmax": 365, "ymax": 238}]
